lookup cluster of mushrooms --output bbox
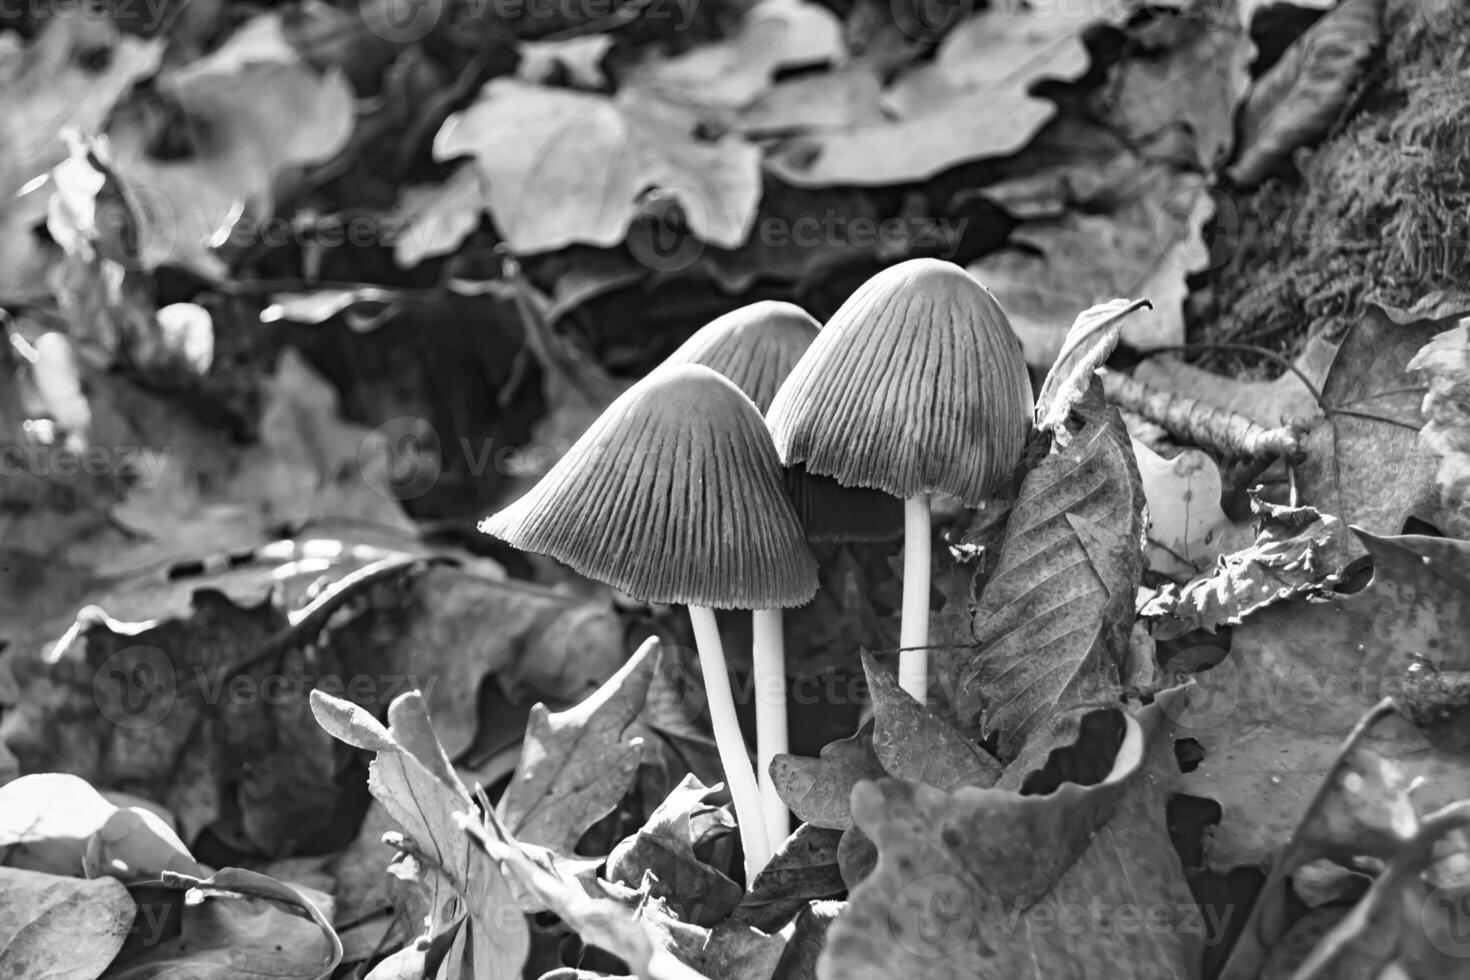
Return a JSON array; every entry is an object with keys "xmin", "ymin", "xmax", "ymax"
[{"xmin": 481, "ymin": 258, "xmax": 1031, "ymax": 878}]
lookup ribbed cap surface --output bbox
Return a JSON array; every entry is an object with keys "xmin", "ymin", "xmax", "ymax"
[
  {"xmin": 661, "ymin": 301, "xmax": 820, "ymax": 413},
  {"xmin": 767, "ymin": 259, "xmax": 1032, "ymax": 506},
  {"xmin": 481, "ymin": 364, "xmax": 818, "ymax": 609}
]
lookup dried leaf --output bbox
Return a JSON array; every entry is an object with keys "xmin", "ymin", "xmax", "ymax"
[
  {"xmin": 863, "ymin": 652, "xmax": 1000, "ymax": 791},
  {"xmin": 1035, "ymin": 298, "xmax": 1155, "ymax": 434},
  {"xmin": 969, "ymin": 166, "xmax": 1211, "ymax": 368},
  {"xmin": 1408, "ymin": 319, "xmax": 1470, "ymax": 517},
  {"xmin": 105, "ymin": 866, "xmax": 342, "ymax": 980},
  {"xmin": 606, "ymin": 774, "xmax": 742, "ymax": 927},
  {"xmin": 434, "ymin": 79, "xmax": 761, "ymax": 254},
  {"xmin": 766, "ymin": 0, "xmax": 1131, "ymax": 186},
  {"xmin": 0, "ymin": 867, "xmax": 134, "ymax": 979},
  {"xmin": 623, "ymin": 0, "xmax": 844, "ymax": 112},
  {"xmin": 1296, "ymin": 301, "xmax": 1470, "ymax": 542},
  {"xmin": 1132, "ymin": 439, "xmax": 1253, "ymax": 576},
  {"xmin": 818, "ymin": 693, "xmax": 1202, "ymax": 980},
  {"xmin": 770, "ymin": 724, "xmax": 884, "ymax": 831},
  {"xmin": 1140, "ymin": 500, "xmax": 1356, "ymax": 634},
  {"xmin": 1169, "ymin": 530, "xmax": 1470, "ymax": 871},
  {"xmin": 733, "ymin": 825, "xmax": 844, "ymax": 932},
  {"xmin": 497, "ymin": 638, "xmax": 658, "ymax": 853},
  {"xmin": 1227, "ymin": 0, "xmax": 1387, "ymax": 187},
  {"xmin": 312, "ymin": 690, "xmax": 529, "ymax": 980},
  {"xmin": 955, "ymin": 390, "xmax": 1146, "ymax": 759}
]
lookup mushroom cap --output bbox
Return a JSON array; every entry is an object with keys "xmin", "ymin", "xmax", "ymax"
[
  {"xmin": 662, "ymin": 302, "xmax": 903, "ymax": 542},
  {"xmin": 661, "ymin": 301, "xmax": 820, "ymax": 413},
  {"xmin": 767, "ymin": 259, "xmax": 1032, "ymax": 507},
  {"xmin": 480, "ymin": 364, "xmax": 817, "ymax": 609}
]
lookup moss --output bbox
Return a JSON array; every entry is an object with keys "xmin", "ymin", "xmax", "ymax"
[{"xmin": 1195, "ymin": 0, "xmax": 1470, "ymax": 376}]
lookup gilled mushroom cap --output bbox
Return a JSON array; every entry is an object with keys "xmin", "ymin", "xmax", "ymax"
[
  {"xmin": 663, "ymin": 302, "xmax": 904, "ymax": 542},
  {"xmin": 661, "ymin": 301, "xmax": 820, "ymax": 413},
  {"xmin": 480, "ymin": 364, "xmax": 817, "ymax": 609},
  {"xmin": 767, "ymin": 259, "xmax": 1031, "ymax": 507}
]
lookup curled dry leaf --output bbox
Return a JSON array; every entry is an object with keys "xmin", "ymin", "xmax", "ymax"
[
  {"xmin": 1035, "ymin": 297, "xmax": 1154, "ymax": 435},
  {"xmin": 1141, "ymin": 499, "xmax": 1356, "ymax": 636},
  {"xmin": 1131, "ymin": 438, "xmax": 1253, "ymax": 577}
]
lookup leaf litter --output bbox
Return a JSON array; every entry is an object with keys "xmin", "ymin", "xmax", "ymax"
[{"xmin": 5, "ymin": 0, "xmax": 1470, "ymax": 977}]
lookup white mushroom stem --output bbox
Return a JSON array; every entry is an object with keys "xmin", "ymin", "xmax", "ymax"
[
  {"xmin": 899, "ymin": 494, "xmax": 932, "ymax": 701},
  {"xmin": 688, "ymin": 606, "xmax": 774, "ymax": 879},
  {"xmin": 751, "ymin": 607, "xmax": 790, "ymax": 847}
]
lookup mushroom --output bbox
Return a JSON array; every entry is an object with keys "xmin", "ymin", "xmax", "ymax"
[
  {"xmin": 662, "ymin": 300, "xmax": 900, "ymax": 843},
  {"xmin": 480, "ymin": 364, "xmax": 816, "ymax": 877},
  {"xmin": 766, "ymin": 259, "xmax": 1031, "ymax": 702}
]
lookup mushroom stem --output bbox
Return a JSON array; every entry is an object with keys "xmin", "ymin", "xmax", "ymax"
[
  {"xmin": 751, "ymin": 607, "xmax": 790, "ymax": 846},
  {"xmin": 688, "ymin": 605, "xmax": 774, "ymax": 879},
  {"xmin": 899, "ymin": 494, "xmax": 932, "ymax": 701}
]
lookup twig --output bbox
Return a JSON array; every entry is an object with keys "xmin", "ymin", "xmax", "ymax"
[{"xmin": 1099, "ymin": 368, "xmax": 1308, "ymax": 462}]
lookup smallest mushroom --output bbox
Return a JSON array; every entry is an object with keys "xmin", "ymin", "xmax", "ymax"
[{"xmin": 481, "ymin": 363, "xmax": 816, "ymax": 878}]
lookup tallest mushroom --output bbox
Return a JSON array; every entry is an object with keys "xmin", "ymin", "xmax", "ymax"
[{"xmin": 767, "ymin": 259, "xmax": 1031, "ymax": 701}]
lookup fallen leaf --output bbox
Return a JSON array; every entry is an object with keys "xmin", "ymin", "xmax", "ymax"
[
  {"xmin": 955, "ymin": 388, "xmax": 1146, "ymax": 760},
  {"xmin": 733, "ymin": 824, "xmax": 845, "ymax": 932},
  {"xmin": 1035, "ymin": 298, "xmax": 1156, "ymax": 435},
  {"xmin": 459, "ymin": 815, "xmax": 701, "ymax": 980},
  {"xmin": 1408, "ymin": 319, "xmax": 1470, "ymax": 519},
  {"xmin": 819, "ymin": 692, "xmax": 1203, "ymax": 979},
  {"xmin": 392, "ymin": 163, "xmax": 483, "ymax": 268},
  {"xmin": 0, "ymin": 867, "xmax": 134, "ymax": 979},
  {"xmin": 1132, "ymin": 439, "xmax": 1253, "ymax": 576},
  {"xmin": 105, "ymin": 866, "xmax": 341, "ymax": 980},
  {"xmin": 1097, "ymin": 0, "xmax": 1252, "ymax": 169},
  {"xmin": 606, "ymin": 773, "xmax": 741, "ymax": 926},
  {"xmin": 0, "ymin": 772, "xmax": 200, "ymax": 882},
  {"xmin": 434, "ymin": 78, "xmax": 761, "ymax": 253},
  {"xmin": 623, "ymin": 0, "xmax": 844, "ymax": 112},
  {"xmin": 313, "ymin": 691, "xmax": 529, "ymax": 980},
  {"xmin": 969, "ymin": 164, "xmax": 1212, "ymax": 368},
  {"xmin": 863, "ymin": 652, "xmax": 1000, "ymax": 792},
  {"xmin": 1140, "ymin": 500, "xmax": 1356, "ymax": 635},
  {"xmin": 1168, "ymin": 530, "xmax": 1470, "ymax": 871},
  {"xmin": 497, "ymin": 638, "xmax": 657, "ymax": 853},
  {"xmin": 770, "ymin": 723, "xmax": 884, "ymax": 831},
  {"xmin": 1295, "ymin": 301, "xmax": 1470, "ymax": 541},
  {"xmin": 766, "ymin": 0, "xmax": 1131, "ymax": 186},
  {"xmin": 106, "ymin": 62, "xmax": 354, "ymax": 276},
  {"xmin": 1227, "ymin": 0, "xmax": 1387, "ymax": 187}
]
